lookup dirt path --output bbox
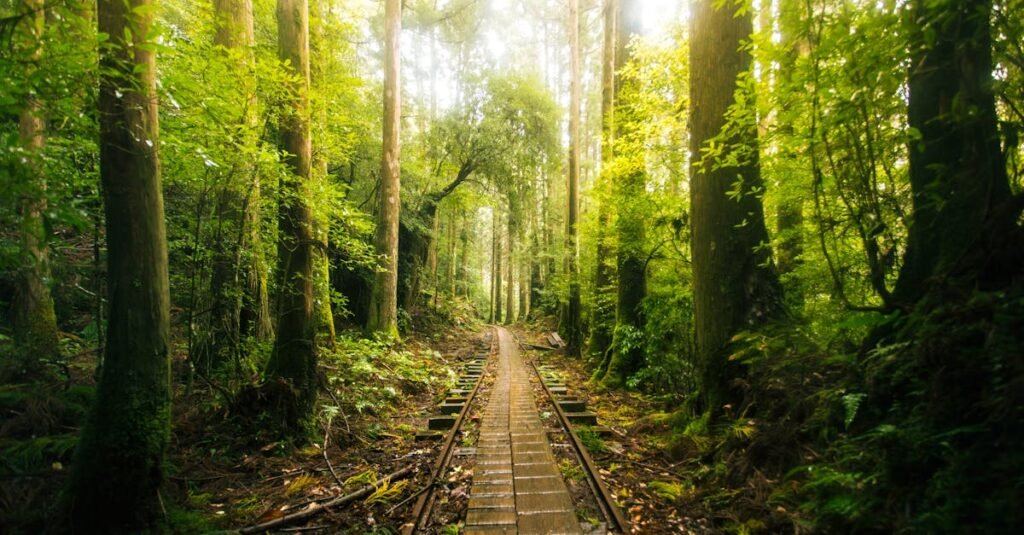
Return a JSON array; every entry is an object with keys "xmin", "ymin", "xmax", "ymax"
[{"xmin": 464, "ymin": 326, "xmax": 582, "ymax": 534}]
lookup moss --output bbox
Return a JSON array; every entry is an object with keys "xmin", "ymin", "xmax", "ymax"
[{"xmin": 59, "ymin": 378, "xmax": 171, "ymax": 532}]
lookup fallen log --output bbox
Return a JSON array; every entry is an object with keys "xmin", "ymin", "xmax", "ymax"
[{"xmin": 238, "ymin": 464, "xmax": 419, "ymax": 534}]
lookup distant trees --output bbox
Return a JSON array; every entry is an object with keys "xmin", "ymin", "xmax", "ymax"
[
  {"xmin": 61, "ymin": 0, "xmax": 172, "ymax": 528},
  {"xmin": 368, "ymin": 0, "xmax": 402, "ymax": 338},
  {"xmin": 689, "ymin": 0, "xmax": 784, "ymax": 411}
]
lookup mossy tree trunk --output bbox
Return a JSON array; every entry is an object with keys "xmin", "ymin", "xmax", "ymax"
[
  {"xmin": 507, "ymin": 211, "xmax": 519, "ymax": 324},
  {"xmin": 12, "ymin": 0, "xmax": 60, "ymax": 370},
  {"xmin": 774, "ymin": 0, "xmax": 804, "ymax": 280},
  {"xmin": 589, "ymin": 0, "xmax": 617, "ymax": 366},
  {"xmin": 310, "ymin": 4, "xmax": 335, "ymax": 347},
  {"xmin": 602, "ymin": 0, "xmax": 646, "ymax": 386},
  {"xmin": 200, "ymin": 0, "xmax": 259, "ymax": 373},
  {"xmin": 892, "ymin": 0, "xmax": 1019, "ymax": 305},
  {"xmin": 563, "ymin": 0, "xmax": 583, "ymax": 354},
  {"xmin": 493, "ymin": 211, "xmax": 503, "ymax": 323},
  {"xmin": 264, "ymin": 0, "xmax": 318, "ymax": 434},
  {"xmin": 861, "ymin": 3, "xmax": 1024, "ymax": 525},
  {"xmin": 689, "ymin": 0, "xmax": 785, "ymax": 413},
  {"xmin": 61, "ymin": 0, "xmax": 171, "ymax": 528},
  {"xmin": 367, "ymin": 0, "xmax": 402, "ymax": 338}
]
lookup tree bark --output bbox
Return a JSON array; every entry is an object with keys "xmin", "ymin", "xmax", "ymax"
[
  {"xmin": 892, "ymin": 0, "xmax": 1018, "ymax": 305},
  {"xmin": 264, "ymin": 0, "xmax": 318, "ymax": 433},
  {"xmin": 506, "ymin": 214, "xmax": 516, "ymax": 324},
  {"xmin": 210, "ymin": 0, "xmax": 272, "ymax": 357},
  {"xmin": 12, "ymin": 0, "xmax": 60, "ymax": 369},
  {"xmin": 689, "ymin": 0, "xmax": 785, "ymax": 413},
  {"xmin": 310, "ymin": 1, "xmax": 335, "ymax": 347},
  {"xmin": 62, "ymin": 0, "xmax": 171, "ymax": 527},
  {"xmin": 428, "ymin": 208, "xmax": 440, "ymax": 302},
  {"xmin": 774, "ymin": 0, "xmax": 804, "ymax": 279},
  {"xmin": 494, "ymin": 211, "xmax": 503, "ymax": 323},
  {"xmin": 368, "ymin": 0, "xmax": 402, "ymax": 338},
  {"xmin": 590, "ymin": 0, "xmax": 617, "ymax": 366},
  {"xmin": 448, "ymin": 209, "xmax": 458, "ymax": 299},
  {"xmin": 564, "ymin": 0, "xmax": 583, "ymax": 354},
  {"xmin": 602, "ymin": 0, "xmax": 646, "ymax": 386}
]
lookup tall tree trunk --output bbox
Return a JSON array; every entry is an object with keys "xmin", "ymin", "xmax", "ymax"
[
  {"xmin": 368, "ymin": 0, "xmax": 402, "ymax": 338},
  {"xmin": 530, "ymin": 200, "xmax": 542, "ymax": 313},
  {"xmin": 12, "ymin": 0, "xmax": 60, "ymax": 369},
  {"xmin": 202, "ymin": 0, "xmax": 255, "ymax": 371},
  {"xmin": 211, "ymin": 0, "xmax": 271, "ymax": 348},
  {"xmin": 892, "ymin": 0, "xmax": 1018, "ymax": 305},
  {"xmin": 519, "ymin": 229, "xmax": 529, "ymax": 319},
  {"xmin": 310, "ymin": 0, "xmax": 334, "ymax": 347},
  {"xmin": 506, "ymin": 215, "xmax": 516, "ymax": 324},
  {"xmin": 564, "ymin": 0, "xmax": 583, "ymax": 354},
  {"xmin": 449, "ymin": 209, "xmax": 458, "ymax": 299},
  {"xmin": 861, "ymin": 4, "xmax": 1024, "ymax": 526},
  {"xmin": 689, "ymin": 0, "xmax": 785, "ymax": 413},
  {"xmin": 494, "ymin": 212, "xmax": 503, "ymax": 323},
  {"xmin": 313, "ymin": 172, "xmax": 335, "ymax": 347},
  {"xmin": 458, "ymin": 213, "xmax": 469, "ymax": 298},
  {"xmin": 774, "ymin": 0, "xmax": 804, "ymax": 280},
  {"xmin": 62, "ymin": 0, "xmax": 171, "ymax": 527},
  {"xmin": 489, "ymin": 211, "xmax": 496, "ymax": 322},
  {"xmin": 590, "ymin": 0, "xmax": 617, "ymax": 367},
  {"xmin": 602, "ymin": 0, "xmax": 646, "ymax": 386},
  {"xmin": 265, "ymin": 0, "xmax": 317, "ymax": 432},
  {"xmin": 428, "ymin": 207, "xmax": 440, "ymax": 303}
]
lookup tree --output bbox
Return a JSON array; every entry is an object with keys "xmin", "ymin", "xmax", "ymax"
[
  {"xmin": 564, "ymin": 0, "xmax": 583, "ymax": 352},
  {"xmin": 61, "ymin": 0, "xmax": 171, "ymax": 527},
  {"xmin": 198, "ymin": 0, "xmax": 264, "ymax": 371},
  {"xmin": 493, "ymin": 210, "xmax": 503, "ymax": 323},
  {"xmin": 689, "ymin": 0, "xmax": 784, "ymax": 412},
  {"xmin": 892, "ymin": 0, "xmax": 1020, "ymax": 305},
  {"xmin": 589, "ymin": 0, "xmax": 617, "ymax": 365},
  {"xmin": 856, "ymin": 2, "xmax": 1024, "ymax": 527},
  {"xmin": 264, "ymin": 0, "xmax": 318, "ymax": 432},
  {"xmin": 368, "ymin": 0, "xmax": 402, "ymax": 338},
  {"xmin": 773, "ymin": 0, "xmax": 804, "ymax": 279},
  {"xmin": 11, "ymin": 0, "xmax": 60, "ymax": 370},
  {"xmin": 601, "ymin": 0, "xmax": 647, "ymax": 386}
]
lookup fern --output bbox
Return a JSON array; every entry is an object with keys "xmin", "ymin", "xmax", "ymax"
[{"xmin": 841, "ymin": 393, "xmax": 866, "ymax": 429}]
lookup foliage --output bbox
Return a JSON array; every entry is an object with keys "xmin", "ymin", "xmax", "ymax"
[
  {"xmin": 575, "ymin": 425, "xmax": 607, "ymax": 454},
  {"xmin": 320, "ymin": 335, "xmax": 442, "ymax": 417}
]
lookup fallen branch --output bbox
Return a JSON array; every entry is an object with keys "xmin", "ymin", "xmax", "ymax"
[
  {"xmin": 385, "ymin": 483, "xmax": 432, "ymax": 516},
  {"xmin": 238, "ymin": 465, "xmax": 418, "ymax": 534},
  {"xmin": 322, "ymin": 426, "xmax": 344, "ymax": 489},
  {"xmin": 524, "ymin": 343, "xmax": 558, "ymax": 351}
]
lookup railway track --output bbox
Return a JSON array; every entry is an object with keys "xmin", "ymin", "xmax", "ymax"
[{"xmin": 404, "ymin": 326, "xmax": 626, "ymax": 534}]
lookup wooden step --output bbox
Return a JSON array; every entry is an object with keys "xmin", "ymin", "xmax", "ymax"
[
  {"xmin": 565, "ymin": 412, "xmax": 598, "ymax": 426},
  {"xmin": 439, "ymin": 402, "xmax": 465, "ymax": 415},
  {"xmin": 415, "ymin": 430, "xmax": 444, "ymax": 442},
  {"xmin": 428, "ymin": 415, "xmax": 456, "ymax": 430},
  {"xmin": 558, "ymin": 399, "xmax": 586, "ymax": 413}
]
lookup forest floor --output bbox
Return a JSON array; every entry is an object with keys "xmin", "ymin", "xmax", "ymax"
[{"xmin": 0, "ymin": 317, "xmax": 716, "ymax": 534}]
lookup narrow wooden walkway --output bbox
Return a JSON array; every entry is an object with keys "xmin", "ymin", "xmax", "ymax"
[{"xmin": 465, "ymin": 327, "xmax": 582, "ymax": 535}]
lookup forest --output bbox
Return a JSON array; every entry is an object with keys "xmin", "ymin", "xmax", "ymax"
[{"xmin": 1, "ymin": 0, "xmax": 1022, "ymax": 532}]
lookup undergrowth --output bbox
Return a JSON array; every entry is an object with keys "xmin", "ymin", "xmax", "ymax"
[{"xmin": 662, "ymin": 286, "xmax": 1024, "ymax": 533}]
